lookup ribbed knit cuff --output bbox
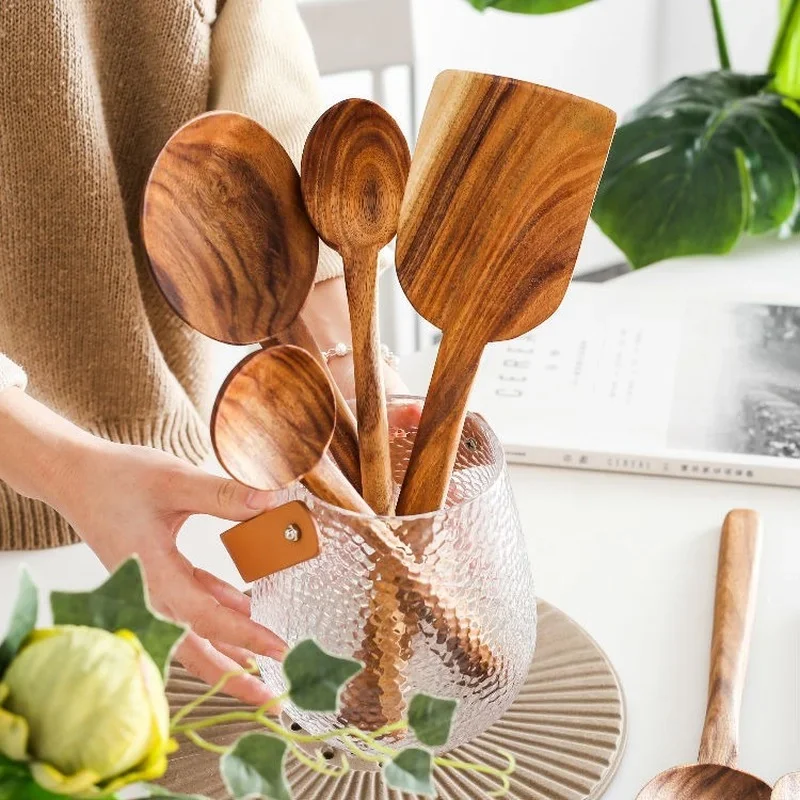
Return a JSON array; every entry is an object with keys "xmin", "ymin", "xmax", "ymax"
[{"xmin": 0, "ymin": 354, "xmax": 27, "ymax": 393}]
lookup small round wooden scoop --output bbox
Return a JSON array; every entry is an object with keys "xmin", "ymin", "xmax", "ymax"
[
  {"xmin": 394, "ymin": 71, "xmax": 617, "ymax": 515},
  {"xmin": 302, "ymin": 99, "xmax": 411, "ymax": 515},
  {"xmin": 211, "ymin": 345, "xmax": 367, "ymax": 514},
  {"xmin": 636, "ymin": 510, "xmax": 771, "ymax": 800},
  {"xmin": 773, "ymin": 774, "xmax": 800, "ymax": 799},
  {"xmin": 141, "ymin": 111, "xmax": 360, "ymax": 490}
]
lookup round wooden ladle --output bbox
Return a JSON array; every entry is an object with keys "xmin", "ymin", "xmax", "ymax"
[
  {"xmin": 141, "ymin": 111, "xmax": 361, "ymax": 491},
  {"xmin": 636, "ymin": 510, "xmax": 771, "ymax": 800},
  {"xmin": 302, "ymin": 99, "xmax": 411, "ymax": 515}
]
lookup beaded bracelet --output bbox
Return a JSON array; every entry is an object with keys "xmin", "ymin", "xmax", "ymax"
[{"xmin": 321, "ymin": 342, "xmax": 400, "ymax": 369}]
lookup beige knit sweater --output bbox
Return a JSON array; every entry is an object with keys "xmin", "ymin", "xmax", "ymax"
[{"xmin": 0, "ymin": 0, "xmax": 343, "ymax": 549}]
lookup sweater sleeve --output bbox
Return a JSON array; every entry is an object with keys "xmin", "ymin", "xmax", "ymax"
[
  {"xmin": 0, "ymin": 354, "xmax": 27, "ymax": 393},
  {"xmin": 208, "ymin": 0, "xmax": 343, "ymax": 283}
]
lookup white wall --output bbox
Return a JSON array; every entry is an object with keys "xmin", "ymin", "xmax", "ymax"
[{"xmin": 658, "ymin": 0, "xmax": 781, "ymax": 82}]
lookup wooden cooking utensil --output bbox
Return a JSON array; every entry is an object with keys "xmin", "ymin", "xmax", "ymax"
[
  {"xmin": 394, "ymin": 70, "xmax": 617, "ymax": 515},
  {"xmin": 211, "ymin": 345, "xmax": 367, "ymax": 513},
  {"xmin": 636, "ymin": 509, "xmax": 771, "ymax": 800},
  {"xmin": 212, "ymin": 345, "xmax": 493, "ymax": 725},
  {"xmin": 141, "ymin": 111, "xmax": 360, "ymax": 490},
  {"xmin": 773, "ymin": 774, "xmax": 800, "ymax": 799},
  {"xmin": 302, "ymin": 99, "xmax": 410, "ymax": 515}
]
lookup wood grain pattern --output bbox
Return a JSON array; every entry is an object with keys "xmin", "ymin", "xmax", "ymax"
[
  {"xmin": 698, "ymin": 509, "xmax": 763, "ymax": 768},
  {"xmin": 143, "ymin": 110, "xmax": 361, "ymax": 490},
  {"xmin": 773, "ymin": 773, "xmax": 800, "ymax": 799},
  {"xmin": 636, "ymin": 510, "xmax": 770, "ymax": 800},
  {"xmin": 395, "ymin": 70, "xmax": 617, "ymax": 515},
  {"xmin": 277, "ymin": 318, "xmax": 361, "ymax": 492},
  {"xmin": 302, "ymin": 100, "xmax": 411, "ymax": 515},
  {"xmin": 211, "ymin": 346, "xmax": 337, "ymax": 491},
  {"xmin": 142, "ymin": 111, "xmax": 318, "ymax": 345}
]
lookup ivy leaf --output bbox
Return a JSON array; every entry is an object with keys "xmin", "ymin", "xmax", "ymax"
[
  {"xmin": 465, "ymin": 0, "xmax": 595, "ymax": 13},
  {"xmin": 0, "ymin": 568, "xmax": 38, "ymax": 678},
  {"xmin": 408, "ymin": 694, "xmax": 458, "ymax": 747},
  {"xmin": 220, "ymin": 734, "xmax": 291, "ymax": 800},
  {"xmin": 50, "ymin": 557, "xmax": 185, "ymax": 678},
  {"xmin": 282, "ymin": 640, "xmax": 362, "ymax": 712},
  {"xmin": 383, "ymin": 748, "xmax": 435, "ymax": 796},
  {"xmin": 592, "ymin": 72, "xmax": 800, "ymax": 268}
]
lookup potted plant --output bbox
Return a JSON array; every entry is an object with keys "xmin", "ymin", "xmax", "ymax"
[
  {"xmin": 467, "ymin": 0, "xmax": 800, "ymax": 268},
  {"xmin": 0, "ymin": 560, "xmax": 514, "ymax": 799}
]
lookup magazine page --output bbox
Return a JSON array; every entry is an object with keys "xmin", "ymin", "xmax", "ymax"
[{"xmin": 468, "ymin": 283, "xmax": 800, "ymax": 484}]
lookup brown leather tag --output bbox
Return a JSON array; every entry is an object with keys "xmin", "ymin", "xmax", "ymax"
[{"xmin": 221, "ymin": 500, "xmax": 320, "ymax": 583}]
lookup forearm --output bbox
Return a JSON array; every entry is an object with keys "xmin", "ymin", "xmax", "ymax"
[{"xmin": 0, "ymin": 387, "xmax": 94, "ymax": 507}]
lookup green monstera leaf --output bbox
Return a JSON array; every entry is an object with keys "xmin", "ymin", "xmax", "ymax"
[
  {"xmin": 50, "ymin": 557, "xmax": 185, "ymax": 678},
  {"xmin": 466, "ymin": 0, "xmax": 594, "ymax": 12},
  {"xmin": 592, "ymin": 71, "xmax": 800, "ymax": 267}
]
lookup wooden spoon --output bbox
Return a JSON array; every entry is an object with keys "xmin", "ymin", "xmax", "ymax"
[
  {"xmin": 394, "ymin": 71, "xmax": 617, "ymax": 515},
  {"xmin": 636, "ymin": 510, "xmax": 771, "ymax": 800},
  {"xmin": 211, "ymin": 345, "xmax": 367, "ymax": 513},
  {"xmin": 773, "ymin": 774, "xmax": 800, "ymax": 799},
  {"xmin": 302, "ymin": 99, "xmax": 410, "ymax": 514},
  {"xmin": 141, "ymin": 110, "xmax": 361, "ymax": 491}
]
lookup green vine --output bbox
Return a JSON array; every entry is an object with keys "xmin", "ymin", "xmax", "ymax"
[
  {"xmin": 170, "ymin": 662, "xmax": 515, "ymax": 797},
  {"xmin": 708, "ymin": 0, "xmax": 732, "ymax": 70}
]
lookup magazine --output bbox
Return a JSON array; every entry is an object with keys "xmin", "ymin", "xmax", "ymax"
[{"xmin": 464, "ymin": 283, "xmax": 800, "ymax": 487}]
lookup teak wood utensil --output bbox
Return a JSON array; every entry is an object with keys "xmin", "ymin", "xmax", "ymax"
[
  {"xmin": 302, "ymin": 99, "xmax": 410, "ymax": 515},
  {"xmin": 773, "ymin": 773, "xmax": 800, "ymax": 799},
  {"xmin": 141, "ymin": 111, "xmax": 360, "ymax": 490},
  {"xmin": 394, "ymin": 70, "xmax": 617, "ymax": 515},
  {"xmin": 211, "ymin": 345, "xmax": 368, "ymax": 514},
  {"xmin": 636, "ymin": 509, "xmax": 771, "ymax": 800}
]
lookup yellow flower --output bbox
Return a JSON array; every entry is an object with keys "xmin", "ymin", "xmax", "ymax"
[{"xmin": 0, "ymin": 626, "xmax": 175, "ymax": 797}]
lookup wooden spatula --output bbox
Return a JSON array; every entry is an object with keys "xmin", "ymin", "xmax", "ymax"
[
  {"xmin": 141, "ymin": 111, "xmax": 361, "ymax": 490},
  {"xmin": 394, "ymin": 71, "xmax": 617, "ymax": 515}
]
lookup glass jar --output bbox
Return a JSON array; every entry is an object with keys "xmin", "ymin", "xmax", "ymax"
[{"xmin": 251, "ymin": 397, "xmax": 536, "ymax": 752}]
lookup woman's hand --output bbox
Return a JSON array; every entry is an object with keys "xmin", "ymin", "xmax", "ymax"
[{"xmin": 0, "ymin": 388, "xmax": 284, "ymax": 706}]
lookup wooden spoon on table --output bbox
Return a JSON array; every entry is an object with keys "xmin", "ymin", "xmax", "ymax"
[
  {"xmin": 636, "ymin": 510, "xmax": 771, "ymax": 800},
  {"xmin": 141, "ymin": 111, "xmax": 361, "ymax": 491},
  {"xmin": 302, "ymin": 99, "xmax": 410, "ymax": 515},
  {"xmin": 773, "ymin": 774, "xmax": 800, "ymax": 799},
  {"xmin": 394, "ymin": 71, "xmax": 617, "ymax": 515}
]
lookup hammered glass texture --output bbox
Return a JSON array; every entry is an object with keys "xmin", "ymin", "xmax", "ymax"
[{"xmin": 252, "ymin": 397, "xmax": 536, "ymax": 752}]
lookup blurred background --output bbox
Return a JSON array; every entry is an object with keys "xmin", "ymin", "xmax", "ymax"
[{"xmin": 296, "ymin": 0, "xmax": 782, "ymax": 353}]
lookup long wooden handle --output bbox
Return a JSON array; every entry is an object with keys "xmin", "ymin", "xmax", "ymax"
[
  {"xmin": 343, "ymin": 247, "xmax": 393, "ymax": 514},
  {"xmin": 395, "ymin": 329, "xmax": 484, "ymax": 515},
  {"xmin": 304, "ymin": 454, "xmax": 372, "ymax": 515},
  {"xmin": 276, "ymin": 318, "xmax": 362, "ymax": 492},
  {"xmin": 698, "ymin": 509, "xmax": 762, "ymax": 767}
]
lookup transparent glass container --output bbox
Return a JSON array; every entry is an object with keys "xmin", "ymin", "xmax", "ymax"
[{"xmin": 251, "ymin": 397, "xmax": 536, "ymax": 752}]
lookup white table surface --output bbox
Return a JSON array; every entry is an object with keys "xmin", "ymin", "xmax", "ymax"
[{"xmin": 1, "ymin": 245, "xmax": 799, "ymax": 798}]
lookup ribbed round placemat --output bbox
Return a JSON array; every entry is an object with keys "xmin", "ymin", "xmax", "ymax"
[{"xmin": 161, "ymin": 599, "xmax": 626, "ymax": 800}]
